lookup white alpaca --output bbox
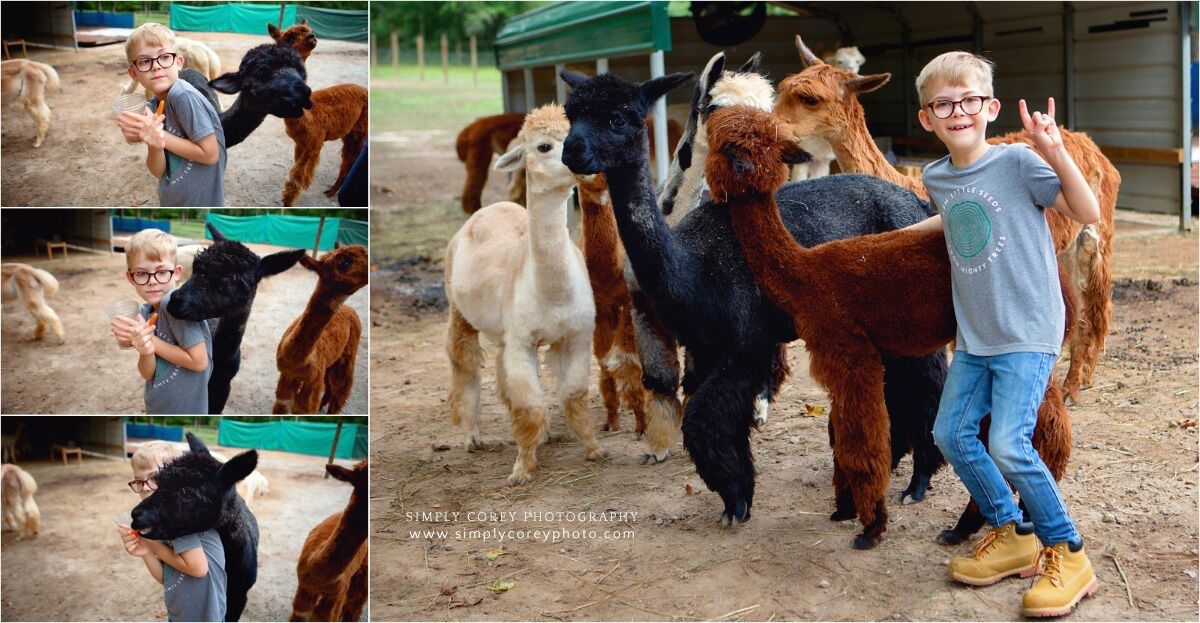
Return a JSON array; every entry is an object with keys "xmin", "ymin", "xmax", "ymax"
[
  {"xmin": 2, "ymin": 59, "xmax": 60, "ymax": 148},
  {"xmin": 2, "ymin": 464, "xmax": 40, "ymax": 539},
  {"xmin": 445, "ymin": 104, "xmax": 603, "ymax": 486},
  {"xmin": 791, "ymin": 46, "xmax": 867, "ymax": 182},
  {"xmin": 175, "ymin": 244, "xmax": 208, "ymax": 284},
  {"xmin": 209, "ymin": 450, "xmax": 269, "ymax": 508},
  {"xmin": 1, "ymin": 263, "xmax": 65, "ymax": 344},
  {"xmin": 122, "ymin": 37, "xmax": 221, "ymax": 97}
]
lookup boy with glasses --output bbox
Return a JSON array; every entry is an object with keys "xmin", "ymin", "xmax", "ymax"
[
  {"xmin": 117, "ymin": 23, "xmax": 226, "ymax": 207},
  {"xmin": 904, "ymin": 52, "xmax": 1102, "ymax": 616},
  {"xmin": 117, "ymin": 441, "xmax": 226, "ymax": 621},
  {"xmin": 111, "ymin": 229, "xmax": 212, "ymax": 414}
]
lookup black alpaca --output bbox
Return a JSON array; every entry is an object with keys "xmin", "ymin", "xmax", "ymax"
[
  {"xmin": 561, "ymin": 70, "xmax": 970, "ymax": 545},
  {"xmin": 166, "ymin": 223, "xmax": 305, "ymax": 413},
  {"xmin": 186, "ymin": 43, "xmax": 313, "ymax": 148},
  {"xmin": 131, "ymin": 434, "xmax": 259, "ymax": 621}
]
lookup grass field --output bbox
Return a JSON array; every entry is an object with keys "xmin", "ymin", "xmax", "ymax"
[
  {"xmin": 369, "ymin": 64, "xmax": 503, "ymax": 133},
  {"xmin": 169, "ymin": 219, "xmax": 206, "ymax": 240},
  {"xmin": 135, "ymin": 12, "xmax": 169, "ymax": 27}
]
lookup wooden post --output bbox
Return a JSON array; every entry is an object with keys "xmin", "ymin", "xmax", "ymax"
[
  {"xmin": 390, "ymin": 31, "xmax": 398, "ymax": 74},
  {"xmin": 470, "ymin": 35, "xmax": 478, "ymax": 86},
  {"xmin": 277, "ymin": 4, "xmax": 285, "ymax": 29},
  {"xmin": 456, "ymin": 39, "xmax": 462, "ymax": 66},
  {"xmin": 441, "ymin": 34, "xmax": 449, "ymax": 84},
  {"xmin": 370, "ymin": 33, "xmax": 377, "ymax": 70},
  {"xmin": 417, "ymin": 33, "xmax": 425, "ymax": 81},
  {"xmin": 324, "ymin": 422, "xmax": 344, "ymax": 478},
  {"xmin": 312, "ymin": 216, "xmax": 326, "ymax": 257}
]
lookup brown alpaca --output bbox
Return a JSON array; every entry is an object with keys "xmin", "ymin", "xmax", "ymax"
[
  {"xmin": 457, "ymin": 113, "xmax": 684, "ymax": 213},
  {"xmin": 273, "ymin": 245, "xmax": 368, "ymax": 414},
  {"xmin": 777, "ymin": 37, "xmax": 1120, "ymax": 403},
  {"xmin": 281, "ymin": 84, "xmax": 368, "ymax": 206},
  {"xmin": 269, "ymin": 18, "xmax": 317, "ymax": 62},
  {"xmin": 575, "ymin": 173, "xmax": 649, "ymax": 435},
  {"xmin": 707, "ymin": 106, "xmax": 1074, "ymax": 548},
  {"xmin": 290, "ymin": 460, "xmax": 367, "ymax": 622}
]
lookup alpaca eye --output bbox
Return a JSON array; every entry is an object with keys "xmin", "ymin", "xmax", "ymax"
[
  {"xmin": 799, "ymin": 94, "xmax": 820, "ymax": 106},
  {"xmin": 609, "ymin": 113, "xmax": 627, "ymax": 129},
  {"xmin": 537, "ymin": 143, "xmax": 552, "ymax": 153},
  {"xmin": 338, "ymin": 259, "xmax": 352, "ymax": 271},
  {"xmin": 704, "ymin": 104, "xmax": 720, "ymax": 117}
]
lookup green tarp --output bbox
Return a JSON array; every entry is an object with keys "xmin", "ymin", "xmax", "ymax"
[
  {"xmin": 205, "ymin": 214, "xmax": 340, "ymax": 251},
  {"xmin": 337, "ymin": 219, "xmax": 368, "ymax": 247},
  {"xmin": 170, "ymin": 4, "xmax": 367, "ymax": 42},
  {"xmin": 218, "ymin": 420, "xmax": 366, "ymax": 459},
  {"xmin": 170, "ymin": 4, "xmax": 297, "ymax": 36},
  {"xmin": 296, "ymin": 6, "xmax": 369, "ymax": 43}
]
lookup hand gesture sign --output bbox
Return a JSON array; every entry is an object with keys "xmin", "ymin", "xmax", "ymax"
[{"xmin": 1019, "ymin": 97, "xmax": 1063, "ymax": 158}]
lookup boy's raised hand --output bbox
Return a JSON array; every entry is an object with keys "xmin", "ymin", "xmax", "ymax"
[
  {"xmin": 1019, "ymin": 97, "xmax": 1064, "ymax": 157},
  {"xmin": 137, "ymin": 107, "xmax": 166, "ymax": 150},
  {"xmin": 117, "ymin": 523, "xmax": 151, "ymax": 557},
  {"xmin": 131, "ymin": 317, "xmax": 156, "ymax": 356}
]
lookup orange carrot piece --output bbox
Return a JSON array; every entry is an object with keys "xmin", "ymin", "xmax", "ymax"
[
  {"xmin": 147, "ymin": 312, "xmax": 158, "ymax": 327},
  {"xmin": 155, "ymin": 100, "xmax": 164, "ymax": 117}
]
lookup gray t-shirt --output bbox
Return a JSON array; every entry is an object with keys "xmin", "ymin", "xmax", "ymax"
[
  {"xmin": 149, "ymin": 78, "xmax": 226, "ymax": 207},
  {"xmin": 140, "ymin": 288, "xmax": 213, "ymax": 414},
  {"xmin": 163, "ymin": 529, "xmax": 226, "ymax": 622},
  {"xmin": 923, "ymin": 142, "xmax": 1064, "ymax": 356}
]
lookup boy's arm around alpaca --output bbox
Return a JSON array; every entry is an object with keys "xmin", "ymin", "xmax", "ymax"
[
  {"xmin": 1019, "ymin": 98, "xmax": 1100, "ymax": 225},
  {"xmin": 163, "ymin": 132, "xmax": 220, "ymax": 166},
  {"xmin": 151, "ymin": 337, "xmax": 208, "ymax": 373}
]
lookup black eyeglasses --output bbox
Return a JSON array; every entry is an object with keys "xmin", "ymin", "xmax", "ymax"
[
  {"xmin": 131, "ymin": 53, "xmax": 178, "ymax": 73},
  {"xmin": 128, "ymin": 475, "xmax": 158, "ymax": 493},
  {"xmin": 129, "ymin": 269, "xmax": 175, "ymax": 285},
  {"xmin": 927, "ymin": 96, "xmax": 992, "ymax": 119}
]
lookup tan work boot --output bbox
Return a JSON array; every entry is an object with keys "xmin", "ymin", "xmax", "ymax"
[
  {"xmin": 948, "ymin": 522, "xmax": 1041, "ymax": 586},
  {"xmin": 1023, "ymin": 542, "xmax": 1099, "ymax": 617}
]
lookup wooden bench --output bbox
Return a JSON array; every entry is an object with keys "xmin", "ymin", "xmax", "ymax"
[
  {"xmin": 50, "ymin": 444, "xmax": 83, "ymax": 466},
  {"xmin": 2, "ymin": 39, "xmax": 27, "ymax": 60},
  {"xmin": 35, "ymin": 239, "xmax": 68, "ymax": 260}
]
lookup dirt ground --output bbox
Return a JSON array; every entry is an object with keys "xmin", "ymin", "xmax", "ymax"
[
  {"xmin": 0, "ymin": 446, "xmax": 363, "ymax": 621},
  {"xmin": 1, "ymin": 31, "xmax": 368, "ymax": 207},
  {"xmin": 1, "ymin": 242, "xmax": 367, "ymax": 415},
  {"xmin": 368, "ymin": 127, "xmax": 1199, "ymax": 620}
]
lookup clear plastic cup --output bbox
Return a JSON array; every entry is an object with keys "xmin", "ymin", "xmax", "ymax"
[
  {"xmin": 106, "ymin": 300, "xmax": 142, "ymax": 350},
  {"xmin": 112, "ymin": 94, "xmax": 148, "ymax": 144}
]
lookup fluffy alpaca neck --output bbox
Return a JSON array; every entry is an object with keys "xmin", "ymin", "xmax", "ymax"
[
  {"xmin": 727, "ymin": 192, "xmax": 816, "ymax": 326},
  {"xmin": 605, "ymin": 156, "xmax": 692, "ymax": 309},
  {"xmin": 221, "ymin": 95, "xmax": 269, "ymax": 149},
  {"xmin": 304, "ymin": 487, "xmax": 366, "ymax": 584},
  {"xmin": 577, "ymin": 184, "xmax": 622, "ymax": 286},
  {"xmin": 524, "ymin": 180, "xmax": 576, "ymax": 294},
  {"xmin": 280, "ymin": 282, "xmax": 349, "ymax": 363},
  {"xmin": 829, "ymin": 106, "xmax": 929, "ymax": 200},
  {"xmin": 665, "ymin": 136, "xmax": 709, "ymax": 228},
  {"xmin": 211, "ymin": 305, "xmax": 251, "ymax": 360}
]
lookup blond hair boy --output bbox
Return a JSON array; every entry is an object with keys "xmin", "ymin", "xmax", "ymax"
[{"xmin": 110, "ymin": 229, "xmax": 212, "ymax": 414}]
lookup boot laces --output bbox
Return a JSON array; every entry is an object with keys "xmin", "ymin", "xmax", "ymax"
[
  {"xmin": 972, "ymin": 526, "xmax": 1006, "ymax": 558},
  {"xmin": 1036, "ymin": 546, "xmax": 1064, "ymax": 587}
]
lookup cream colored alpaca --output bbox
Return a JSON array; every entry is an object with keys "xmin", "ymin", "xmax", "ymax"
[
  {"xmin": 445, "ymin": 104, "xmax": 603, "ymax": 486},
  {"xmin": 791, "ymin": 46, "xmax": 866, "ymax": 182},
  {"xmin": 2, "ymin": 464, "xmax": 40, "ymax": 539},
  {"xmin": 1, "ymin": 263, "xmax": 64, "ymax": 344},
  {"xmin": 123, "ymin": 36, "xmax": 221, "ymax": 97}
]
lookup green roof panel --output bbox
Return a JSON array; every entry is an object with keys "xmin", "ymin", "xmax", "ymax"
[{"xmin": 495, "ymin": 0, "xmax": 671, "ymax": 70}]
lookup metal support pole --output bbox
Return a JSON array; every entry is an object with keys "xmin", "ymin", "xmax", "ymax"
[
  {"xmin": 501, "ymin": 70, "xmax": 511, "ymax": 113},
  {"xmin": 325, "ymin": 422, "xmax": 344, "ymax": 478},
  {"xmin": 596, "ymin": 57, "xmax": 609, "ymax": 74},
  {"xmin": 312, "ymin": 216, "xmax": 326, "ymax": 257},
  {"xmin": 1063, "ymin": 2, "xmax": 1076, "ymax": 129},
  {"xmin": 1180, "ymin": 0, "xmax": 1193, "ymax": 231},
  {"xmin": 555, "ymin": 63, "xmax": 566, "ymax": 104},
  {"xmin": 650, "ymin": 50, "xmax": 668, "ymax": 184},
  {"xmin": 524, "ymin": 67, "xmax": 535, "ymax": 111}
]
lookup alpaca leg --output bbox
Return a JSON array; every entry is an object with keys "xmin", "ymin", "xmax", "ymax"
[
  {"xmin": 446, "ymin": 306, "xmax": 485, "ymax": 451},
  {"xmin": 289, "ymin": 585, "xmax": 319, "ymax": 621},
  {"xmin": 1063, "ymin": 224, "xmax": 1110, "ymax": 402},
  {"xmin": 611, "ymin": 309, "xmax": 648, "ymax": 434},
  {"xmin": 501, "ymin": 342, "xmax": 547, "ymax": 485},
  {"xmin": 325, "ymin": 131, "xmax": 365, "ymax": 197},
  {"xmin": 555, "ymin": 335, "xmax": 605, "ymax": 461},
  {"xmin": 323, "ymin": 350, "xmax": 357, "ymax": 414},
  {"xmin": 342, "ymin": 562, "xmax": 368, "ymax": 622},
  {"xmin": 272, "ymin": 374, "xmax": 300, "ymax": 414},
  {"xmin": 594, "ymin": 313, "xmax": 621, "ymax": 431},
  {"xmin": 630, "ymin": 294, "xmax": 681, "ymax": 464},
  {"xmin": 314, "ymin": 590, "xmax": 346, "ymax": 623},
  {"xmin": 460, "ymin": 145, "xmax": 490, "ymax": 213},
  {"xmin": 282, "ymin": 140, "xmax": 322, "ymax": 207},
  {"xmin": 24, "ymin": 94, "xmax": 49, "ymax": 148},
  {"xmin": 295, "ymin": 374, "xmax": 324, "ymax": 414},
  {"xmin": 883, "ymin": 352, "xmax": 948, "ymax": 505},
  {"xmin": 814, "ymin": 351, "xmax": 891, "ymax": 549},
  {"xmin": 598, "ymin": 367, "xmax": 621, "ymax": 431}
]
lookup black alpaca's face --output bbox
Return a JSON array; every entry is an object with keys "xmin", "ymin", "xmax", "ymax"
[
  {"xmin": 167, "ymin": 225, "xmax": 305, "ymax": 321},
  {"xmin": 210, "ymin": 43, "xmax": 314, "ymax": 118},
  {"xmin": 130, "ymin": 434, "xmax": 257, "ymax": 541},
  {"xmin": 560, "ymin": 70, "xmax": 694, "ymax": 175}
]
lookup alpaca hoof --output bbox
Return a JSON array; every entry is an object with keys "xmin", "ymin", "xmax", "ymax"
[
  {"xmin": 830, "ymin": 508, "xmax": 857, "ymax": 522},
  {"xmin": 506, "ymin": 471, "xmax": 534, "ymax": 486},
  {"xmin": 639, "ymin": 449, "xmax": 669, "ymax": 465},
  {"xmin": 585, "ymin": 447, "xmax": 608, "ymax": 461},
  {"xmin": 719, "ymin": 513, "xmax": 738, "ymax": 527},
  {"xmin": 1064, "ymin": 394, "xmax": 1077, "ymax": 407},
  {"xmin": 852, "ymin": 532, "xmax": 882, "ymax": 550},
  {"xmin": 719, "ymin": 503, "xmax": 751, "ymax": 527},
  {"xmin": 464, "ymin": 436, "xmax": 488, "ymax": 452},
  {"xmin": 752, "ymin": 395, "xmax": 769, "ymax": 427},
  {"xmin": 602, "ymin": 422, "xmax": 619, "ymax": 432},
  {"xmin": 323, "ymin": 186, "xmax": 338, "ymax": 198},
  {"xmin": 899, "ymin": 482, "xmax": 930, "ymax": 505},
  {"xmin": 936, "ymin": 528, "xmax": 969, "ymax": 546}
]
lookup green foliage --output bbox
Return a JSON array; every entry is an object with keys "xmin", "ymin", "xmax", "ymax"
[{"xmin": 370, "ymin": 1, "xmax": 543, "ymax": 45}]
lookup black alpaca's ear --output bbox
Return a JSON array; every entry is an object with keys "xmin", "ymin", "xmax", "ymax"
[
  {"xmin": 781, "ymin": 143, "xmax": 813, "ymax": 165},
  {"xmin": 218, "ymin": 450, "xmax": 258, "ymax": 489},
  {"xmin": 737, "ymin": 51, "xmax": 763, "ymax": 75},
  {"xmin": 700, "ymin": 52, "xmax": 726, "ymax": 97},
  {"xmin": 258, "ymin": 248, "xmax": 306, "ymax": 279},
  {"xmin": 846, "ymin": 72, "xmax": 891, "ymax": 94},
  {"xmin": 206, "ymin": 223, "xmax": 227, "ymax": 242},
  {"xmin": 209, "ymin": 71, "xmax": 243, "ymax": 94},
  {"xmin": 267, "ymin": 22, "xmax": 281, "ymax": 41},
  {"xmin": 641, "ymin": 72, "xmax": 694, "ymax": 106},
  {"xmin": 559, "ymin": 69, "xmax": 590, "ymax": 89},
  {"xmin": 186, "ymin": 432, "xmax": 212, "ymax": 456}
]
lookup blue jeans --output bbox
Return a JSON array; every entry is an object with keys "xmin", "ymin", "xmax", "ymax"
[{"xmin": 933, "ymin": 351, "xmax": 1080, "ymax": 545}]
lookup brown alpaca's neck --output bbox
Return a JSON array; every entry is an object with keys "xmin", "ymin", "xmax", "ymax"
[
  {"xmin": 281, "ymin": 282, "xmax": 349, "ymax": 362},
  {"xmin": 830, "ymin": 106, "xmax": 929, "ymax": 200},
  {"xmin": 727, "ymin": 192, "xmax": 816, "ymax": 324},
  {"xmin": 577, "ymin": 185, "xmax": 623, "ymax": 290},
  {"xmin": 304, "ymin": 487, "xmax": 366, "ymax": 583}
]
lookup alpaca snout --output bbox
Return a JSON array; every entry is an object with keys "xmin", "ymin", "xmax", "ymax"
[{"xmin": 562, "ymin": 138, "xmax": 599, "ymax": 174}]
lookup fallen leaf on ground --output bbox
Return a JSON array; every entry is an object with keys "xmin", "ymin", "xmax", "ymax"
[
  {"xmin": 484, "ymin": 547, "xmax": 506, "ymax": 561},
  {"xmin": 804, "ymin": 404, "xmax": 826, "ymax": 416},
  {"xmin": 487, "ymin": 579, "xmax": 515, "ymax": 593}
]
